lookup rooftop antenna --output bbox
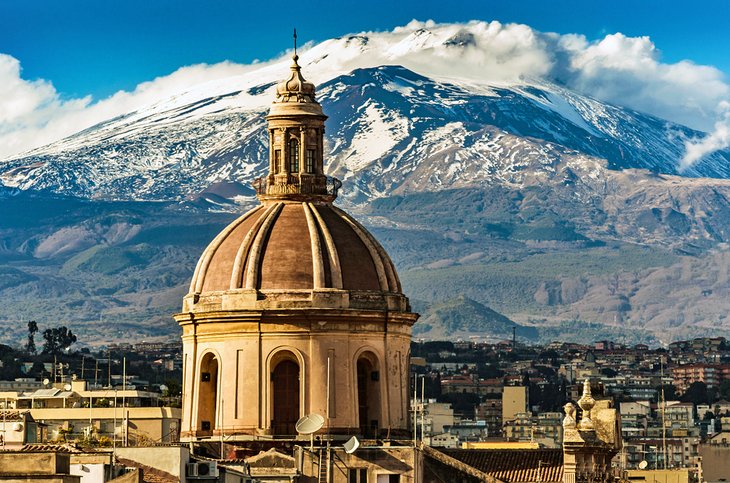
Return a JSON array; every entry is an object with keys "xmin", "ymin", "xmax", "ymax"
[{"xmin": 293, "ymin": 28, "xmax": 298, "ymax": 56}]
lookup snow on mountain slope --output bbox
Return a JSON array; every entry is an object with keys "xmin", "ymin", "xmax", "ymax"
[{"xmin": 1, "ymin": 24, "xmax": 729, "ymax": 202}]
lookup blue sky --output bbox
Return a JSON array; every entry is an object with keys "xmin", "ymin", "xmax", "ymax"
[{"xmin": 1, "ymin": 0, "xmax": 729, "ymax": 99}]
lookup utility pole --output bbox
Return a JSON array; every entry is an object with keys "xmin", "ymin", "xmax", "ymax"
[
  {"xmin": 660, "ymin": 356, "xmax": 668, "ymax": 470},
  {"xmin": 413, "ymin": 372, "xmax": 417, "ymax": 447},
  {"xmin": 420, "ymin": 375, "xmax": 425, "ymax": 444}
]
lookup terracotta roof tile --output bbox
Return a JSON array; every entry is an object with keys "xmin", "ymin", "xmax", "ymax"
[{"xmin": 441, "ymin": 449, "xmax": 563, "ymax": 483}]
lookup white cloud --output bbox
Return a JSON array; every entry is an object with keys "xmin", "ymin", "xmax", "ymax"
[
  {"xmin": 555, "ymin": 32, "xmax": 729, "ymax": 132},
  {"xmin": 0, "ymin": 56, "xmax": 258, "ymax": 159},
  {"xmin": 680, "ymin": 101, "xmax": 730, "ymax": 170},
  {"xmin": 0, "ymin": 20, "xmax": 728, "ymax": 164}
]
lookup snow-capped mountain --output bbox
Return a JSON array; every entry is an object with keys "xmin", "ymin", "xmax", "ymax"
[
  {"xmin": 1, "ymin": 25, "xmax": 729, "ymax": 203},
  {"xmin": 2, "ymin": 24, "xmax": 730, "ymax": 344}
]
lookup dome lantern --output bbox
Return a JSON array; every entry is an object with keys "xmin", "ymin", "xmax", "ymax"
[{"xmin": 254, "ymin": 35, "xmax": 341, "ymax": 203}]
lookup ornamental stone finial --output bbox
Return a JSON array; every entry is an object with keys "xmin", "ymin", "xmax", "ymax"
[
  {"xmin": 563, "ymin": 402, "xmax": 577, "ymax": 429},
  {"xmin": 577, "ymin": 379, "xmax": 595, "ymax": 431}
]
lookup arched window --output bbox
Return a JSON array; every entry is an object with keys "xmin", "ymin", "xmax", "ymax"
[
  {"xmin": 356, "ymin": 352, "xmax": 381, "ymax": 438},
  {"xmin": 272, "ymin": 359, "xmax": 300, "ymax": 435},
  {"xmin": 197, "ymin": 353, "xmax": 219, "ymax": 434},
  {"xmin": 289, "ymin": 139, "xmax": 299, "ymax": 173}
]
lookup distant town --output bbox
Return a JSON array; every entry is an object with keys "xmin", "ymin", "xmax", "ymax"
[{"xmin": 3, "ymin": 330, "xmax": 730, "ymax": 477}]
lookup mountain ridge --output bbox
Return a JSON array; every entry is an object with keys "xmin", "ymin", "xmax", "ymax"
[{"xmin": 1, "ymin": 52, "xmax": 729, "ymax": 345}]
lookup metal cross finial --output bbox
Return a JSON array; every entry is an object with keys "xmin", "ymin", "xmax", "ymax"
[{"xmin": 293, "ymin": 28, "xmax": 298, "ymax": 55}]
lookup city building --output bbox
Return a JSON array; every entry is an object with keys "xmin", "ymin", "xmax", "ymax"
[
  {"xmin": 502, "ymin": 386, "xmax": 528, "ymax": 423},
  {"xmin": 503, "ymin": 411, "xmax": 563, "ymax": 448}
]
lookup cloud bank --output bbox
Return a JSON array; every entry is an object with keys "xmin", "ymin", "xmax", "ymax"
[{"xmin": 1, "ymin": 20, "xmax": 728, "ymax": 164}]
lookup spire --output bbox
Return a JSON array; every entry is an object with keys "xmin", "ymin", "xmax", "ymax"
[{"xmin": 253, "ymin": 33, "xmax": 341, "ymax": 203}]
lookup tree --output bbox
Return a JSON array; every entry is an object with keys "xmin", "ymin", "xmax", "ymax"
[
  {"xmin": 680, "ymin": 382, "xmax": 709, "ymax": 405},
  {"xmin": 718, "ymin": 380, "xmax": 730, "ymax": 401},
  {"xmin": 26, "ymin": 320, "xmax": 38, "ymax": 354},
  {"xmin": 601, "ymin": 367, "xmax": 617, "ymax": 378},
  {"xmin": 42, "ymin": 326, "xmax": 77, "ymax": 355}
]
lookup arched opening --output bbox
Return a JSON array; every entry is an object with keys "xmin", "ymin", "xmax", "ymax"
[
  {"xmin": 356, "ymin": 352, "xmax": 381, "ymax": 438},
  {"xmin": 272, "ymin": 358, "xmax": 300, "ymax": 435},
  {"xmin": 289, "ymin": 138, "xmax": 299, "ymax": 173},
  {"xmin": 197, "ymin": 353, "xmax": 219, "ymax": 434}
]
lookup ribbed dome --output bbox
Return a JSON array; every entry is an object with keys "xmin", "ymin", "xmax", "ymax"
[{"xmin": 189, "ymin": 202, "xmax": 402, "ymax": 298}]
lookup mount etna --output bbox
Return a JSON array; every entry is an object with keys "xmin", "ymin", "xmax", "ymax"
[{"xmin": 1, "ymin": 26, "xmax": 729, "ymax": 346}]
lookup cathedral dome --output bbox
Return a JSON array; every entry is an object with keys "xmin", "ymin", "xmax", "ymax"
[
  {"xmin": 187, "ymin": 201, "xmax": 403, "ymax": 305},
  {"xmin": 177, "ymin": 42, "xmax": 416, "ymax": 441},
  {"xmin": 182, "ymin": 52, "xmax": 410, "ymax": 314}
]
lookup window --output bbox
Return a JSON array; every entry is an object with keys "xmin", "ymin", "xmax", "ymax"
[
  {"xmin": 289, "ymin": 139, "xmax": 299, "ymax": 173},
  {"xmin": 197, "ymin": 353, "xmax": 219, "ymax": 433},
  {"xmin": 305, "ymin": 149, "xmax": 315, "ymax": 173},
  {"xmin": 271, "ymin": 359, "xmax": 300, "ymax": 435},
  {"xmin": 348, "ymin": 469, "xmax": 367, "ymax": 483},
  {"xmin": 274, "ymin": 150, "xmax": 281, "ymax": 173}
]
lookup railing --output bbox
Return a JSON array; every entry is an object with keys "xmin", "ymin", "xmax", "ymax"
[{"xmin": 252, "ymin": 175, "xmax": 341, "ymax": 198}]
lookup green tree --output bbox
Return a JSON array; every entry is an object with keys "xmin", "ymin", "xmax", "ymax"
[
  {"xmin": 26, "ymin": 320, "xmax": 38, "ymax": 354},
  {"xmin": 718, "ymin": 380, "xmax": 730, "ymax": 401},
  {"xmin": 680, "ymin": 382, "xmax": 709, "ymax": 405},
  {"xmin": 42, "ymin": 326, "xmax": 77, "ymax": 354}
]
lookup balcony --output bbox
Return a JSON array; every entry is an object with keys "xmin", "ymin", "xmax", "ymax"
[{"xmin": 252, "ymin": 175, "xmax": 341, "ymax": 198}]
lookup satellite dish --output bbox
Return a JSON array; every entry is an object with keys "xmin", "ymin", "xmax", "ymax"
[
  {"xmin": 343, "ymin": 436, "xmax": 360, "ymax": 454},
  {"xmin": 42, "ymin": 379, "xmax": 50, "ymax": 386},
  {"xmin": 12, "ymin": 422, "xmax": 23, "ymax": 432},
  {"xmin": 295, "ymin": 413, "xmax": 325, "ymax": 435},
  {"xmin": 64, "ymin": 384, "xmax": 72, "ymax": 391},
  {"xmin": 638, "ymin": 460, "xmax": 648, "ymax": 470},
  {"xmin": 160, "ymin": 385, "xmax": 168, "ymax": 393}
]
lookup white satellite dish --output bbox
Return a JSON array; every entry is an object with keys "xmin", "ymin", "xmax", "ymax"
[
  {"xmin": 64, "ymin": 384, "xmax": 72, "ymax": 391},
  {"xmin": 42, "ymin": 379, "xmax": 50, "ymax": 386},
  {"xmin": 296, "ymin": 413, "xmax": 325, "ymax": 451},
  {"xmin": 343, "ymin": 436, "xmax": 360, "ymax": 454},
  {"xmin": 638, "ymin": 460, "xmax": 648, "ymax": 470},
  {"xmin": 295, "ymin": 413, "xmax": 325, "ymax": 435},
  {"xmin": 160, "ymin": 385, "xmax": 168, "ymax": 393}
]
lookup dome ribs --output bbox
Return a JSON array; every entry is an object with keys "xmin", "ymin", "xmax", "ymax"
[
  {"xmin": 308, "ymin": 203, "xmax": 343, "ymax": 289},
  {"xmin": 191, "ymin": 206, "xmax": 264, "ymax": 294},
  {"xmin": 302, "ymin": 202, "xmax": 326, "ymax": 289},
  {"xmin": 257, "ymin": 203, "xmax": 315, "ymax": 290},
  {"xmin": 315, "ymin": 205, "xmax": 380, "ymax": 291},
  {"xmin": 330, "ymin": 207, "xmax": 390, "ymax": 292},
  {"xmin": 332, "ymin": 206, "xmax": 401, "ymax": 293},
  {"xmin": 244, "ymin": 202, "xmax": 284, "ymax": 290},
  {"xmin": 229, "ymin": 202, "xmax": 280, "ymax": 289}
]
